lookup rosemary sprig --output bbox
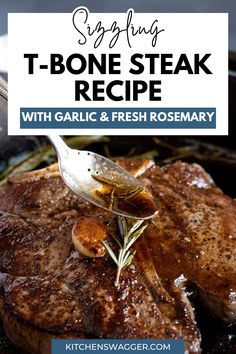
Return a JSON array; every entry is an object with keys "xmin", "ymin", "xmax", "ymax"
[{"xmin": 103, "ymin": 217, "xmax": 147, "ymax": 287}]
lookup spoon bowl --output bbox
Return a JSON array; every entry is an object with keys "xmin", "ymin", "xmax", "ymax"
[{"xmin": 49, "ymin": 135, "xmax": 157, "ymax": 219}]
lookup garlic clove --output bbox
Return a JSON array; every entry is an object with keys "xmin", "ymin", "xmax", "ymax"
[{"xmin": 72, "ymin": 217, "xmax": 107, "ymax": 258}]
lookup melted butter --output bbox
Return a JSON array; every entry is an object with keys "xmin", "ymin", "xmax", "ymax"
[{"xmin": 92, "ymin": 174, "xmax": 157, "ymax": 218}]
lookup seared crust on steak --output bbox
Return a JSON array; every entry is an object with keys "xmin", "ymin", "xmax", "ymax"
[
  {"xmin": 2, "ymin": 159, "xmax": 235, "ymax": 353},
  {"xmin": 133, "ymin": 161, "xmax": 236, "ymax": 323}
]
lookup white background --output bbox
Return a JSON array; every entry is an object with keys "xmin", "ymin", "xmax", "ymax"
[{"xmin": 8, "ymin": 10, "xmax": 228, "ymax": 135}]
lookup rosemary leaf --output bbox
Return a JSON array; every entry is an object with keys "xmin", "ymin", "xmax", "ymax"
[
  {"xmin": 122, "ymin": 250, "xmax": 132, "ymax": 264},
  {"xmin": 126, "ymin": 225, "xmax": 147, "ymax": 249},
  {"xmin": 128, "ymin": 219, "xmax": 145, "ymax": 236},
  {"xmin": 124, "ymin": 254, "xmax": 135, "ymax": 267},
  {"xmin": 102, "ymin": 241, "xmax": 118, "ymax": 264},
  {"xmin": 118, "ymin": 217, "xmax": 127, "ymax": 238}
]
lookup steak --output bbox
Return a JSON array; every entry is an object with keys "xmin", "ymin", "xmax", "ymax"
[
  {"xmin": 0, "ymin": 160, "xmax": 235, "ymax": 353},
  {"xmin": 132, "ymin": 161, "xmax": 236, "ymax": 323}
]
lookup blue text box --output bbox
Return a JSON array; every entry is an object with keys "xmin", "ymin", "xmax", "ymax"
[
  {"xmin": 51, "ymin": 339, "xmax": 184, "ymax": 354},
  {"xmin": 20, "ymin": 108, "xmax": 216, "ymax": 129}
]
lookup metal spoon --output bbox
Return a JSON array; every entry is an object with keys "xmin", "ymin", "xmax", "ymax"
[
  {"xmin": 0, "ymin": 75, "xmax": 156, "ymax": 219},
  {"xmin": 48, "ymin": 135, "xmax": 156, "ymax": 219}
]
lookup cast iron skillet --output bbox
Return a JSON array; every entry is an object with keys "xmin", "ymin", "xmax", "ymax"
[{"xmin": 0, "ymin": 75, "xmax": 236, "ymax": 353}]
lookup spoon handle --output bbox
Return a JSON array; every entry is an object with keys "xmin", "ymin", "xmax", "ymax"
[
  {"xmin": 48, "ymin": 135, "xmax": 70, "ymax": 158},
  {"xmin": 0, "ymin": 75, "xmax": 8, "ymax": 100}
]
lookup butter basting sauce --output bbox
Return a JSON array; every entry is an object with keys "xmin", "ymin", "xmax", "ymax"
[{"xmin": 92, "ymin": 174, "xmax": 157, "ymax": 219}]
